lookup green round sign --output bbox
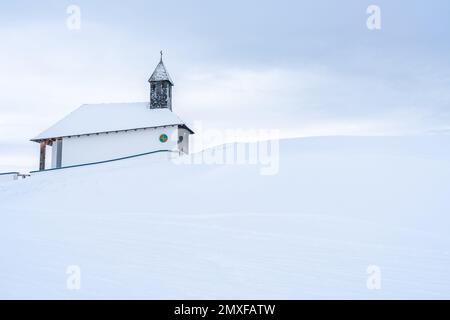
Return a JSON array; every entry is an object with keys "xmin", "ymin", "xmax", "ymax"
[{"xmin": 159, "ymin": 134, "xmax": 168, "ymax": 143}]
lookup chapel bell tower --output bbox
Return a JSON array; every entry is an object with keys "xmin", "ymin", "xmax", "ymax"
[{"xmin": 148, "ymin": 51, "xmax": 174, "ymax": 110}]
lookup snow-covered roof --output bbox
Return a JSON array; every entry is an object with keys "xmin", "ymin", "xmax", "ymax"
[
  {"xmin": 31, "ymin": 103, "xmax": 193, "ymax": 142},
  {"xmin": 148, "ymin": 61, "xmax": 174, "ymax": 85}
]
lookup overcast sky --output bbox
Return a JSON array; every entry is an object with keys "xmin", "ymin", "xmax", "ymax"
[{"xmin": 1, "ymin": 0, "xmax": 450, "ymax": 172}]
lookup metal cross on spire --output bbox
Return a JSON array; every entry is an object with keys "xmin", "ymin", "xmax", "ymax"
[{"xmin": 160, "ymin": 50, "xmax": 163, "ymax": 62}]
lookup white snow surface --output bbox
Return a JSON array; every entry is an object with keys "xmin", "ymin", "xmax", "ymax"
[
  {"xmin": 32, "ymin": 103, "xmax": 188, "ymax": 141},
  {"xmin": 1, "ymin": 135, "xmax": 450, "ymax": 299}
]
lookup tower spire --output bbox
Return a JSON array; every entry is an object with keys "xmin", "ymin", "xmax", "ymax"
[{"xmin": 160, "ymin": 50, "xmax": 163, "ymax": 62}]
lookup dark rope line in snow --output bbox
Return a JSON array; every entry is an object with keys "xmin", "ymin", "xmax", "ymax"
[
  {"xmin": 30, "ymin": 149, "xmax": 175, "ymax": 174},
  {"xmin": 0, "ymin": 172, "xmax": 19, "ymax": 176}
]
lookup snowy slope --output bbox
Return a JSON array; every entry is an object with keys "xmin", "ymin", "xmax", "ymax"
[{"xmin": 1, "ymin": 136, "xmax": 450, "ymax": 299}]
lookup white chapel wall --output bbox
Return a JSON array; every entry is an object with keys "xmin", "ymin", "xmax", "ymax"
[
  {"xmin": 60, "ymin": 126, "xmax": 179, "ymax": 167},
  {"xmin": 177, "ymin": 127, "xmax": 190, "ymax": 154}
]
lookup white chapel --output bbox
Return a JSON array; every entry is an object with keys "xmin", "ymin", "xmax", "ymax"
[{"xmin": 31, "ymin": 55, "xmax": 194, "ymax": 171}]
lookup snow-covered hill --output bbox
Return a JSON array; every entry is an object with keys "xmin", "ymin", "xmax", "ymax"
[{"xmin": 1, "ymin": 136, "xmax": 450, "ymax": 299}]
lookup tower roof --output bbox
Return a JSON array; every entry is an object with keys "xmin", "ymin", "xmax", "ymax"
[{"xmin": 148, "ymin": 57, "xmax": 174, "ymax": 85}]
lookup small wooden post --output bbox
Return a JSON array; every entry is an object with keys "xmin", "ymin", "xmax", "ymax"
[{"xmin": 39, "ymin": 141, "xmax": 46, "ymax": 171}]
